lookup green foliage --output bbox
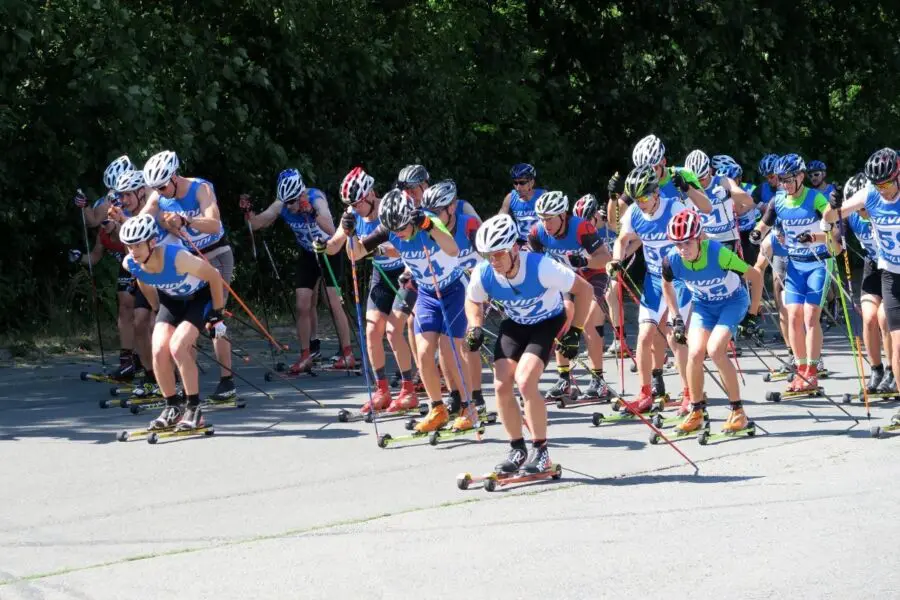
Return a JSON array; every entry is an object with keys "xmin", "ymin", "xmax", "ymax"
[{"xmin": 1, "ymin": 0, "xmax": 897, "ymax": 334}]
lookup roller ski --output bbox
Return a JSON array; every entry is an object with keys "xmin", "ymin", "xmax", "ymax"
[
  {"xmin": 544, "ymin": 374, "xmax": 576, "ymax": 405},
  {"xmin": 766, "ymin": 364, "xmax": 824, "ymax": 402},
  {"xmin": 458, "ymin": 445, "xmax": 561, "ymax": 492},
  {"xmin": 126, "ymin": 395, "xmax": 244, "ymax": 415},
  {"xmin": 841, "ymin": 369, "xmax": 900, "ymax": 404},
  {"xmin": 698, "ymin": 408, "xmax": 757, "ymax": 445},
  {"xmin": 592, "ymin": 387, "xmax": 665, "ymax": 426},
  {"xmin": 81, "ymin": 370, "xmax": 141, "ymax": 385},
  {"xmin": 762, "ymin": 356, "xmax": 796, "ymax": 382},
  {"xmin": 556, "ymin": 375, "xmax": 615, "ymax": 408},
  {"xmin": 316, "ymin": 353, "xmax": 362, "ymax": 376},
  {"xmin": 650, "ymin": 404, "xmax": 708, "ymax": 444},
  {"xmin": 269, "ymin": 353, "xmax": 319, "ymax": 380},
  {"xmin": 870, "ymin": 412, "xmax": 900, "ymax": 438},
  {"xmin": 337, "ymin": 382, "xmax": 425, "ymax": 423}
]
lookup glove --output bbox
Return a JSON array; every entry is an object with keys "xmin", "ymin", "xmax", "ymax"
[
  {"xmin": 738, "ymin": 312, "xmax": 760, "ymax": 338},
  {"xmin": 465, "ymin": 326, "xmax": 484, "ymax": 352},
  {"xmin": 567, "ymin": 253, "xmax": 589, "ymax": 268},
  {"xmin": 107, "ymin": 205, "xmax": 126, "ymax": 224},
  {"xmin": 672, "ymin": 316, "xmax": 687, "ymax": 345},
  {"xmin": 68, "ymin": 249, "xmax": 83, "ymax": 263},
  {"xmin": 673, "ymin": 169, "xmax": 701, "ymax": 193},
  {"xmin": 607, "ymin": 172, "xmax": 624, "ymax": 198},
  {"xmin": 558, "ymin": 326, "xmax": 583, "ymax": 360},
  {"xmin": 795, "ymin": 231, "xmax": 814, "ymax": 244},
  {"xmin": 340, "ymin": 210, "xmax": 356, "ymax": 235},
  {"xmin": 597, "ymin": 205, "xmax": 608, "ymax": 222},
  {"xmin": 239, "ymin": 193, "xmax": 253, "ymax": 214},
  {"xmin": 748, "ymin": 229, "xmax": 763, "ymax": 245},
  {"xmin": 206, "ymin": 308, "xmax": 227, "ymax": 339},
  {"xmin": 672, "ymin": 172, "xmax": 690, "ymax": 193},
  {"xmin": 398, "ymin": 270, "xmax": 413, "ymax": 288},
  {"xmin": 73, "ymin": 189, "xmax": 88, "ymax": 208},
  {"xmin": 828, "ymin": 185, "xmax": 843, "ymax": 210},
  {"xmin": 412, "ymin": 208, "xmax": 433, "ymax": 232},
  {"xmin": 312, "ymin": 237, "xmax": 327, "ymax": 254},
  {"xmin": 606, "ymin": 260, "xmax": 622, "ymax": 276}
]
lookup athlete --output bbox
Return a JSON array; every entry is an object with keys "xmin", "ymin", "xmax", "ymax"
[
  {"xmin": 119, "ymin": 214, "xmax": 226, "ymax": 431},
  {"xmin": 807, "ymin": 160, "xmax": 836, "ymax": 199},
  {"xmin": 465, "ymin": 214, "xmax": 594, "ymax": 475},
  {"xmin": 749, "ymin": 153, "xmax": 835, "ymax": 392},
  {"xmin": 140, "ymin": 150, "xmax": 237, "ymax": 400},
  {"xmin": 824, "ymin": 149, "xmax": 900, "ymax": 407},
  {"xmin": 716, "ymin": 157, "xmax": 763, "ymax": 266},
  {"xmin": 500, "ymin": 163, "xmax": 546, "ymax": 244},
  {"xmin": 349, "ymin": 190, "xmax": 477, "ymax": 433},
  {"xmin": 245, "ymin": 169, "xmax": 353, "ymax": 373},
  {"xmin": 662, "ymin": 209, "xmax": 763, "ymax": 431},
  {"xmin": 753, "ymin": 223, "xmax": 791, "ymax": 360},
  {"xmin": 528, "ymin": 191, "xmax": 612, "ymax": 401},
  {"xmin": 603, "ymin": 172, "xmax": 633, "ymax": 358},
  {"xmin": 683, "ymin": 149, "xmax": 755, "ymax": 251},
  {"xmin": 315, "ymin": 167, "xmax": 417, "ymax": 413},
  {"xmin": 74, "ymin": 155, "xmax": 134, "ymax": 228}
]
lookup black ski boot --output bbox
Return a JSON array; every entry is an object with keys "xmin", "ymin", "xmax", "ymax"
[
  {"xmin": 546, "ymin": 375, "xmax": 572, "ymax": 400},
  {"xmin": 584, "ymin": 374, "xmax": 611, "ymax": 400},
  {"xmin": 495, "ymin": 444, "xmax": 528, "ymax": 474},
  {"xmin": 177, "ymin": 404, "xmax": 204, "ymax": 431},
  {"xmin": 389, "ymin": 371, "xmax": 402, "ymax": 389},
  {"xmin": 210, "ymin": 376, "xmax": 236, "ymax": 401},
  {"xmin": 867, "ymin": 365, "xmax": 885, "ymax": 393},
  {"xmin": 877, "ymin": 367, "xmax": 896, "ymax": 394},
  {"xmin": 523, "ymin": 444, "xmax": 552, "ymax": 474},
  {"xmin": 651, "ymin": 368, "xmax": 666, "ymax": 397},
  {"xmin": 310, "ymin": 338, "xmax": 322, "ymax": 362},
  {"xmin": 150, "ymin": 401, "xmax": 183, "ymax": 430}
]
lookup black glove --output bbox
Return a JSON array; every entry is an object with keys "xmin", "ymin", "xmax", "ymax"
[
  {"xmin": 398, "ymin": 270, "xmax": 413, "ymax": 288},
  {"xmin": 340, "ymin": 210, "xmax": 356, "ymax": 235},
  {"xmin": 672, "ymin": 316, "xmax": 687, "ymax": 345},
  {"xmin": 312, "ymin": 237, "xmax": 328, "ymax": 254},
  {"xmin": 206, "ymin": 308, "xmax": 227, "ymax": 338},
  {"xmin": 567, "ymin": 253, "xmax": 589, "ymax": 268},
  {"xmin": 748, "ymin": 229, "xmax": 763, "ymax": 245},
  {"xmin": 411, "ymin": 208, "xmax": 433, "ymax": 231},
  {"xmin": 606, "ymin": 260, "xmax": 622, "ymax": 276},
  {"xmin": 828, "ymin": 185, "xmax": 843, "ymax": 210},
  {"xmin": 607, "ymin": 172, "xmax": 624, "ymax": 198},
  {"xmin": 465, "ymin": 326, "xmax": 484, "ymax": 352},
  {"xmin": 672, "ymin": 172, "xmax": 690, "ymax": 193},
  {"xmin": 738, "ymin": 312, "xmax": 760, "ymax": 338},
  {"xmin": 558, "ymin": 326, "xmax": 583, "ymax": 360},
  {"xmin": 795, "ymin": 231, "xmax": 814, "ymax": 244}
]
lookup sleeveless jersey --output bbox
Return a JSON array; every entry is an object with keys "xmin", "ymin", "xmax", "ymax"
[
  {"xmin": 280, "ymin": 188, "xmax": 328, "ymax": 252},
  {"xmin": 126, "ymin": 244, "xmax": 207, "ymax": 298},
  {"xmin": 847, "ymin": 212, "xmax": 877, "ymax": 262},
  {"xmin": 864, "ymin": 184, "xmax": 900, "ymax": 274},
  {"xmin": 474, "ymin": 252, "xmax": 565, "ymax": 325},
  {"xmin": 665, "ymin": 239, "xmax": 746, "ymax": 304},
  {"xmin": 453, "ymin": 213, "xmax": 482, "ymax": 271},
  {"xmin": 737, "ymin": 182, "xmax": 760, "ymax": 231},
  {"xmin": 355, "ymin": 212, "xmax": 403, "ymax": 271},
  {"xmin": 157, "ymin": 178, "xmax": 225, "ymax": 250},
  {"xmin": 532, "ymin": 214, "xmax": 594, "ymax": 271},
  {"xmin": 698, "ymin": 175, "xmax": 737, "ymax": 241},
  {"xmin": 623, "ymin": 196, "xmax": 685, "ymax": 276},
  {"xmin": 388, "ymin": 213, "xmax": 462, "ymax": 293},
  {"xmin": 509, "ymin": 187, "xmax": 545, "ymax": 240},
  {"xmin": 771, "ymin": 187, "xmax": 829, "ymax": 262}
]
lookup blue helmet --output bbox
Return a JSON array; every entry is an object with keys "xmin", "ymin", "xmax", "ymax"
[
  {"xmin": 721, "ymin": 162, "xmax": 743, "ymax": 180},
  {"xmin": 758, "ymin": 153, "xmax": 779, "ymax": 176},
  {"xmin": 807, "ymin": 160, "xmax": 826, "ymax": 172},
  {"xmin": 775, "ymin": 154, "xmax": 806, "ymax": 176},
  {"xmin": 510, "ymin": 163, "xmax": 536, "ymax": 180}
]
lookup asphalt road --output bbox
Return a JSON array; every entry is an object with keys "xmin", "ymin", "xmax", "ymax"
[{"xmin": 0, "ymin": 322, "xmax": 897, "ymax": 599}]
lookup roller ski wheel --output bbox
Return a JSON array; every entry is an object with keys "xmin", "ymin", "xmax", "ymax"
[
  {"xmin": 275, "ymin": 362, "xmax": 286, "ymax": 372},
  {"xmin": 698, "ymin": 422, "xmax": 756, "ymax": 445},
  {"xmin": 871, "ymin": 426, "xmax": 884, "ymax": 439},
  {"xmin": 456, "ymin": 473, "xmax": 473, "ymax": 490},
  {"xmin": 116, "ymin": 430, "xmax": 129, "ymax": 442},
  {"xmin": 482, "ymin": 463, "xmax": 562, "ymax": 492},
  {"xmin": 629, "ymin": 364, "xmax": 637, "ymax": 374},
  {"xmin": 99, "ymin": 400, "xmax": 110, "ymax": 409},
  {"xmin": 377, "ymin": 434, "xmax": 391, "ymax": 448},
  {"xmin": 147, "ymin": 425, "xmax": 215, "ymax": 444},
  {"xmin": 431, "ymin": 424, "xmax": 486, "ymax": 446},
  {"xmin": 762, "ymin": 372, "xmax": 771, "ymax": 383}
]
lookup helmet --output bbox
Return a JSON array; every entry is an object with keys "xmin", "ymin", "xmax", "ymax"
[
  {"xmin": 632, "ymin": 134, "xmax": 666, "ymax": 167},
  {"xmin": 667, "ymin": 209, "xmax": 703, "ymax": 243},
  {"xmin": 775, "ymin": 153, "xmax": 806, "ymax": 176},
  {"xmin": 421, "ymin": 179, "xmax": 457, "ymax": 211},
  {"xmin": 119, "ymin": 214, "xmax": 158, "ymax": 245},
  {"xmin": 844, "ymin": 172, "xmax": 869, "ymax": 198},
  {"xmin": 103, "ymin": 155, "xmax": 135, "ymax": 190},
  {"xmin": 340, "ymin": 167, "xmax": 374, "ymax": 205},
  {"xmin": 807, "ymin": 160, "xmax": 827, "ymax": 172},
  {"xmin": 378, "ymin": 188, "xmax": 416, "ymax": 231},
  {"xmin": 624, "ymin": 165, "xmax": 659, "ymax": 198},
  {"xmin": 475, "ymin": 214, "xmax": 518, "ymax": 254},
  {"xmin": 758, "ymin": 153, "xmax": 779, "ymax": 176},
  {"xmin": 573, "ymin": 194, "xmax": 599, "ymax": 220},
  {"xmin": 114, "ymin": 170, "xmax": 145, "ymax": 193},
  {"xmin": 397, "ymin": 164, "xmax": 429, "ymax": 186},
  {"xmin": 535, "ymin": 191, "xmax": 569, "ymax": 216},
  {"xmin": 510, "ymin": 163, "xmax": 537, "ymax": 180},
  {"xmin": 723, "ymin": 162, "xmax": 743, "ymax": 180},
  {"xmin": 865, "ymin": 148, "xmax": 899, "ymax": 183},
  {"xmin": 142, "ymin": 151, "xmax": 180, "ymax": 188},
  {"xmin": 684, "ymin": 150, "xmax": 711, "ymax": 178},
  {"xmin": 710, "ymin": 154, "xmax": 732, "ymax": 174},
  {"xmin": 277, "ymin": 169, "xmax": 306, "ymax": 202}
]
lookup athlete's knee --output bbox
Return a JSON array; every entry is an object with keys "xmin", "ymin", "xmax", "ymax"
[{"xmin": 687, "ymin": 344, "xmax": 706, "ymax": 365}]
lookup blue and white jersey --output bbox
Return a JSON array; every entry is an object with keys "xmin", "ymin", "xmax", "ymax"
[
  {"xmin": 771, "ymin": 187, "xmax": 830, "ymax": 262},
  {"xmin": 125, "ymin": 244, "xmax": 207, "ymax": 298},
  {"xmin": 467, "ymin": 251, "xmax": 573, "ymax": 325},
  {"xmin": 847, "ymin": 213, "xmax": 878, "ymax": 262},
  {"xmin": 737, "ymin": 183, "xmax": 760, "ymax": 231},
  {"xmin": 596, "ymin": 223, "xmax": 616, "ymax": 253},
  {"xmin": 355, "ymin": 212, "xmax": 403, "ymax": 271},
  {"xmin": 769, "ymin": 232, "xmax": 789, "ymax": 258},
  {"xmin": 664, "ymin": 240, "xmax": 746, "ymax": 304},
  {"xmin": 698, "ymin": 175, "xmax": 737, "ymax": 242},
  {"xmin": 864, "ymin": 184, "xmax": 900, "ymax": 274},
  {"xmin": 280, "ymin": 188, "xmax": 329, "ymax": 252},
  {"xmin": 509, "ymin": 188, "xmax": 545, "ymax": 241},
  {"xmin": 619, "ymin": 196, "xmax": 686, "ymax": 277},
  {"xmin": 453, "ymin": 213, "xmax": 482, "ymax": 271},
  {"xmin": 389, "ymin": 213, "xmax": 463, "ymax": 293},
  {"xmin": 156, "ymin": 178, "xmax": 224, "ymax": 250}
]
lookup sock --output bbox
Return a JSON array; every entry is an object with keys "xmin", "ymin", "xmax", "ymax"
[
  {"xmin": 691, "ymin": 401, "xmax": 707, "ymax": 412},
  {"xmin": 511, "ymin": 438, "xmax": 527, "ymax": 452},
  {"xmin": 449, "ymin": 390, "xmax": 462, "ymax": 405},
  {"xmin": 730, "ymin": 401, "xmax": 743, "ymax": 410},
  {"xmin": 595, "ymin": 324, "xmax": 605, "ymax": 338},
  {"xmin": 590, "ymin": 368, "xmax": 603, "ymax": 380},
  {"xmin": 431, "ymin": 400, "xmax": 443, "ymax": 409},
  {"xmin": 532, "ymin": 439, "xmax": 547, "ymax": 449},
  {"xmin": 187, "ymin": 393, "xmax": 200, "ymax": 407},
  {"xmin": 375, "ymin": 366, "xmax": 386, "ymax": 380},
  {"xmin": 401, "ymin": 369, "xmax": 413, "ymax": 382},
  {"xmin": 651, "ymin": 368, "xmax": 663, "ymax": 378},
  {"xmin": 874, "ymin": 363, "xmax": 885, "ymax": 374},
  {"xmin": 219, "ymin": 375, "xmax": 233, "ymax": 383},
  {"xmin": 472, "ymin": 389, "xmax": 484, "ymax": 403},
  {"xmin": 558, "ymin": 366, "xmax": 571, "ymax": 380},
  {"xmin": 165, "ymin": 395, "xmax": 181, "ymax": 407}
]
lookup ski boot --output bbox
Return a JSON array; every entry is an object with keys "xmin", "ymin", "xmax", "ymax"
[
  {"xmin": 450, "ymin": 403, "xmax": 478, "ymax": 431},
  {"xmin": 523, "ymin": 444, "xmax": 552, "ymax": 475},
  {"xmin": 675, "ymin": 404, "xmax": 707, "ymax": 434},
  {"xmin": 209, "ymin": 376, "xmax": 236, "ymax": 401},
  {"xmin": 604, "ymin": 338, "xmax": 630, "ymax": 357},
  {"xmin": 150, "ymin": 403, "xmax": 183, "ymax": 430},
  {"xmin": 867, "ymin": 367, "xmax": 885, "ymax": 394},
  {"xmin": 877, "ymin": 368, "xmax": 896, "ymax": 394},
  {"xmin": 676, "ymin": 388, "xmax": 692, "ymax": 417},
  {"xmin": 386, "ymin": 381, "xmax": 419, "ymax": 413},
  {"xmin": 793, "ymin": 364, "xmax": 818, "ymax": 392},
  {"xmin": 109, "ymin": 360, "xmax": 136, "ymax": 383},
  {"xmin": 495, "ymin": 445, "xmax": 528, "ymax": 474},
  {"xmin": 331, "ymin": 353, "xmax": 356, "ymax": 370},
  {"xmin": 651, "ymin": 368, "xmax": 666, "ymax": 398},
  {"xmin": 176, "ymin": 404, "xmax": 205, "ymax": 431},
  {"xmin": 288, "ymin": 351, "xmax": 315, "ymax": 374},
  {"xmin": 310, "ymin": 338, "xmax": 322, "ymax": 362},
  {"xmin": 722, "ymin": 405, "xmax": 750, "ymax": 433},
  {"xmin": 545, "ymin": 375, "xmax": 573, "ymax": 402},
  {"xmin": 583, "ymin": 374, "xmax": 612, "ymax": 400},
  {"xmin": 891, "ymin": 410, "xmax": 900, "ymax": 427},
  {"xmin": 414, "ymin": 402, "xmax": 449, "ymax": 433},
  {"xmin": 619, "ymin": 386, "xmax": 655, "ymax": 415},
  {"xmin": 363, "ymin": 380, "xmax": 393, "ymax": 414}
]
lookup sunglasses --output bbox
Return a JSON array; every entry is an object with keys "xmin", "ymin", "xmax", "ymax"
[
  {"xmin": 153, "ymin": 180, "xmax": 171, "ymax": 192},
  {"xmin": 634, "ymin": 193, "xmax": 655, "ymax": 203},
  {"xmin": 875, "ymin": 178, "xmax": 897, "ymax": 191},
  {"xmin": 808, "ymin": 171, "xmax": 825, "ymax": 177},
  {"xmin": 513, "ymin": 179, "xmax": 532, "ymax": 186},
  {"xmin": 777, "ymin": 175, "xmax": 798, "ymax": 184},
  {"xmin": 399, "ymin": 182, "xmax": 423, "ymax": 191}
]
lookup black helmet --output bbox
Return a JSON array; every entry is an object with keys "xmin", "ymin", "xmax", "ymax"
[{"xmin": 865, "ymin": 148, "xmax": 899, "ymax": 184}]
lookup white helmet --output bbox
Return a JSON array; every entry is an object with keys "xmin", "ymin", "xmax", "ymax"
[
  {"xmin": 379, "ymin": 188, "xmax": 416, "ymax": 231},
  {"xmin": 340, "ymin": 167, "xmax": 374, "ymax": 205},
  {"xmin": 120, "ymin": 214, "xmax": 158, "ymax": 245},
  {"xmin": 114, "ymin": 170, "xmax": 146, "ymax": 193},
  {"xmin": 103, "ymin": 155, "xmax": 134, "ymax": 190},
  {"xmin": 277, "ymin": 168, "xmax": 306, "ymax": 202},
  {"xmin": 142, "ymin": 151, "xmax": 180, "ymax": 188},
  {"xmin": 535, "ymin": 191, "xmax": 568, "ymax": 216},
  {"xmin": 421, "ymin": 180, "xmax": 457, "ymax": 211},
  {"xmin": 685, "ymin": 150, "xmax": 711, "ymax": 178},
  {"xmin": 632, "ymin": 134, "xmax": 666, "ymax": 167},
  {"xmin": 476, "ymin": 214, "xmax": 518, "ymax": 254}
]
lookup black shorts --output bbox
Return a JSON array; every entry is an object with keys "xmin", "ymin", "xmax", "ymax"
[
  {"xmin": 494, "ymin": 311, "xmax": 567, "ymax": 366},
  {"xmin": 367, "ymin": 266, "xmax": 404, "ymax": 315},
  {"xmin": 295, "ymin": 249, "xmax": 343, "ymax": 290},
  {"xmin": 156, "ymin": 286, "xmax": 212, "ymax": 331},
  {"xmin": 739, "ymin": 230, "xmax": 760, "ymax": 269},
  {"xmin": 117, "ymin": 265, "xmax": 134, "ymax": 294},
  {"xmin": 133, "ymin": 286, "xmax": 152, "ymax": 311},
  {"xmin": 862, "ymin": 259, "xmax": 882, "ymax": 298},
  {"xmin": 881, "ymin": 270, "xmax": 900, "ymax": 331}
]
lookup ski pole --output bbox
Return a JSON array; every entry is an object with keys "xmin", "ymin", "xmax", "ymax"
[
  {"xmin": 347, "ymin": 243, "xmax": 379, "ymax": 438},
  {"xmin": 79, "ymin": 198, "xmax": 106, "ymax": 369},
  {"xmin": 194, "ymin": 337, "xmax": 276, "ymax": 402},
  {"xmin": 223, "ymin": 334, "xmax": 323, "ymax": 406}
]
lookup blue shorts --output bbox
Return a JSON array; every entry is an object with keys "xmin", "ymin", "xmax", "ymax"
[
  {"xmin": 784, "ymin": 258, "xmax": 833, "ymax": 306},
  {"xmin": 413, "ymin": 278, "xmax": 467, "ymax": 338},
  {"xmin": 690, "ymin": 290, "xmax": 750, "ymax": 336},
  {"xmin": 639, "ymin": 273, "xmax": 692, "ymax": 325}
]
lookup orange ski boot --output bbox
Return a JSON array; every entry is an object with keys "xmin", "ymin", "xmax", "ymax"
[
  {"xmin": 450, "ymin": 402, "xmax": 478, "ymax": 431},
  {"xmin": 675, "ymin": 403, "xmax": 707, "ymax": 434},
  {"xmin": 414, "ymin": 402, "xmax": 449, "ymax": 433},
  {"xmin": 722, "ymin": 404, "xmax": 750, "ymax": 433}
]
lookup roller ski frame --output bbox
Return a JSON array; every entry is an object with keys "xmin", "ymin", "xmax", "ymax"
[
  {"xmin": 649, "ymin": 411, "xmax": 709, "ymax": 445},
  {"xmin": 870, "ymin": 421, "xmax": 900, "ymax": 438},
  {"xmin": 591, "ymin": 396, "xmax": 667, "ymax": 426},
  {"xmin": 555, "ymin": 386, "xmax": 619, "ymax": 409},
  {"xmin": 273, "ymin": 360, "xmax": 362, "ymax": 377},
  {"xmin": 765, "ymin": 387, "xmax": 825, "ymax": 402},
  {"xmin": 376, "ymin": 421, "xmax": 487, "ymax": 448},
  {"xmin": 697, "ymin": 422, "xmax": 757, "ymax": 445},
  {"xmin": 842, "ymin": 390, "xmax": 900, "ymax": 404},
  {"xmin": 126, "ymin": 397, "xmax": 246, "ymax": 415},
  {"xmin": 337, "ymin": 402, "xmax": 428, "ymax": 423},
  {"xmin": 116, "ymin": 423, "xmax": 215, "ymax": 444},
  {"xmin": 81, "ymin": 371, "xmax": 138, "ymax": 385},
  {"xmin": 456, "ymin": 463, "xmax": 562, "ymax": 492}
]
